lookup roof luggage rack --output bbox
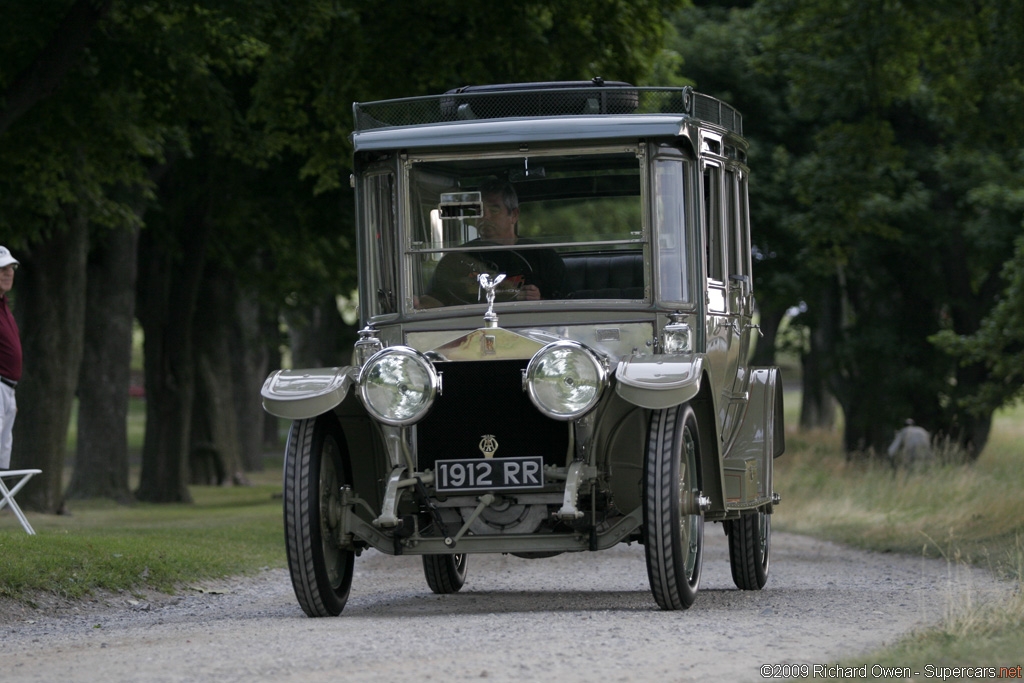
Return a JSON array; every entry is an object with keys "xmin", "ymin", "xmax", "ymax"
[{"xmin": 353, "ymin": 79, "xmax": 742, "ymax": 136}]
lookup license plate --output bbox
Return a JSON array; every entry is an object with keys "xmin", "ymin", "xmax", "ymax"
[{"xmin": 434, "ymin": 456, "xmax": 545, "ymax": 493}]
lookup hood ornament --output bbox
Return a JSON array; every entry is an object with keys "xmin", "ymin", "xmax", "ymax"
[{"xmin": 478, "ymin": 272, "xmax": 506, "ymax": 328}]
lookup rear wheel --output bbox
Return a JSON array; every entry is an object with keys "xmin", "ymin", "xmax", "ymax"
[
  {"xmin": 422, "ymin": 554, "xmax": 468, "ymax": 594},
  {"xmin": 644, "ymin": 404, "xmax": 704, "ymax": 610},
  {"xmin": 283, "ymin": 415, "xmax": 354, "ymax": 617},
  {"xmin": 727, "ymin": 510, "xmax": 771, "ymax": 590}
]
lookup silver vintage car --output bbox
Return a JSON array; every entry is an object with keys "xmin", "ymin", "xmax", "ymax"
[{"xmin": 262, "ymin": 80, "xmax": 785, "ymax": 616}]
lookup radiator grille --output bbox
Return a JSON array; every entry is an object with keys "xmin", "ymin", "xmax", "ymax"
[{"xmin": 416, "ymin": 359, "xmax": 570, "ymax": 471}]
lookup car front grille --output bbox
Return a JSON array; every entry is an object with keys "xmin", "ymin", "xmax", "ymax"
[{"xmin": 415, "ymin": 359, "xmax": 570, "ymax": 471}]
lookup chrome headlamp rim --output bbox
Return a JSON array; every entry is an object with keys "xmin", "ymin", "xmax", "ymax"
[
  {"xmin": 525, "ymin": 340, "xmax": 608, "ymax": 421},
  {"xmin": 357, "ymin": 345, "xmax": 439, "ymax": 426}
]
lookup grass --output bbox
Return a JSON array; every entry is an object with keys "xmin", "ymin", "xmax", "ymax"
[
  {"xmin": 773, "ymin": 398, "xmax": 1024, "ymax": 675},
  {"xmin": 0, "ymin": 468, "xmax": 285, "ymax": 600},
  {"xmin": 3, "ymin": 394, "xmax": 288, "ymax": 603}
]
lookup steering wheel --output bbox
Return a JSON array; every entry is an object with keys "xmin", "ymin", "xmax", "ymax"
[{"xmin": 433, "ymin": 249, "xmax": 535, "ymax": 306}]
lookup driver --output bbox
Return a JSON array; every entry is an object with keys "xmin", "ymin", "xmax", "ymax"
[{"xmin": 420, "ymin": 179, "xmax": 567, "ymax": 307}]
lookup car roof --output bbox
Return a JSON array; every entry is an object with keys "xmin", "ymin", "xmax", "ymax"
[{"xmin": 351, "ymin": 83, "xmax": 743, "ymax": 153}]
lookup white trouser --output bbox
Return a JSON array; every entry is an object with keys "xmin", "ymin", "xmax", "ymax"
[{"xmin": 0, "ymin": 382, "xmax": 16, "ymax": 469}]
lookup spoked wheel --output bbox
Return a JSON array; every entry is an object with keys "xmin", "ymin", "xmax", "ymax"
[
  {"xmin": 283, "ymin": 414, "xmax": 354, "ymax": 617},
  {"xmin": 422, "ymin": 553, "xmax": 468, "ymax": 594},
  {"xmin": 644, "ymin": 403, "xmax": 705, "ymax": 610},
  {"xmin": 727, "ymin": 510, "xmax": 771, "ymax": 590}
]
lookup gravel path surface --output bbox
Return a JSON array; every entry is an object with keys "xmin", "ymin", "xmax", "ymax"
[{"xmin": 0, "ymin": 527, "xmax": 1010, "ymax": 682}]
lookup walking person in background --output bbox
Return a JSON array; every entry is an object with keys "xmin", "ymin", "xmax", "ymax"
[
  {"xmin": 0, "ymin": 246, "xmax": 21, "ymax": 470},
  {"xmin": 887, "ymin": 418, "xmax": 932, "ymax": 469}
]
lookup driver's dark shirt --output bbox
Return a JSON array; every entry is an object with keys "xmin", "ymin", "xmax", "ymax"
[{"xmin": 427, "ymin": 238, "xmax": 568, "ymax": 306}]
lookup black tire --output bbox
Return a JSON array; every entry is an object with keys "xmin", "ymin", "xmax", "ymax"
[
  {"xmin": 644, "ymin": 404, "xmax": 705, "ymax": 610},
  {"xmin": 283, "ymin": 415, "xmax": 354, "ymax": 617},
  {"xmin": 727, "ymin": 510, "xmax": 771, "ymax": 590},
  {"xmin": 422, "ymin": 554, "xmax": 468, "ymax": 594}
]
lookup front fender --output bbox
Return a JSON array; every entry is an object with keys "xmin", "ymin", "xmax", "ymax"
[
  {"xmin": 261, "ymin": 366, "xmax": 358, "ymax": 419},
  {"xmin": 614, "ymin": 353, "xmax": 704, "ymax": 409}
]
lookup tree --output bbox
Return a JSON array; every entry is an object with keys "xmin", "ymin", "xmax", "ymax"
[
  {"xmin": 0, "ymin": 0, "xmax": 113, "ymax": 135},
  {"xmin": 667, "ymin": 3, "xmax": 816, "ymax": 419},
  {"xmin": 0, "ymin": 1, "xmax": 157, "ymax": 511},
  {"xmin": 2, "ymin": 0, "xmax": 690, "ymax": 508},
  {"xmin": 933, "ymin": 227, "xmax": 1024, "ymax": 415},
  {"xmin": 65, "ymin": 221, "xmax": 139, "ymax": 502},
  {"xmin": 751, "ymin": 0, "xmax": 1024, "ymax": 455}
]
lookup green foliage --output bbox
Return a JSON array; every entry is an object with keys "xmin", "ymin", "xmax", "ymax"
[
  {"xmin": 933, "ymin": 232, "xmax": 1024, "ymax": 413},
  {"xmin": 248, "ymin": 0, "xmax": 688, "ymax": 193},
  {"xmin": 670, "ymin": 0, "xmax": 1024, "ymax": 450}
]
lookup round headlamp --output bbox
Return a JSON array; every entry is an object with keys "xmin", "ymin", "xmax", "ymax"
[
  {"xmin": 525, "ymin": 341, "xmax": 608, "ymax": 421},
  {"xmin": 358, "ymin": 346, "xmax": 439, "ymax": 426}
]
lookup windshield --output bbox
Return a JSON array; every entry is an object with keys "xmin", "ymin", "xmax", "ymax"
[{"xmin": 407, "ymin": 150, "xmax": 646, "ymax": 308}]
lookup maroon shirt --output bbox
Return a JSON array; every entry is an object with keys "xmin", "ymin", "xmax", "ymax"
[{"xmin": 0, "ymin": 295, "xmax": 22, "ymax": 381}]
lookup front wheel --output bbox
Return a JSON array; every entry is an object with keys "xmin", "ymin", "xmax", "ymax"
[
  {"xmin": 283, "ymin": 415, "xmax": 354, "ymax": 617},
  {"xmin": 727, "ymin": 510, "xmax": 771, "ymax": 590},
  {"xmin": 422, "ymin": 554, "xmax": 468, "ymax": 594},
  {"xmin": 644, "ymin": 404, "xmax": 705, "ymax": 610}
]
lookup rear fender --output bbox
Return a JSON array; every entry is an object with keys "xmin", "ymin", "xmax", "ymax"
[{"xmin": 720, "ymin": 367, "xmax": 784, "ymax": 511}]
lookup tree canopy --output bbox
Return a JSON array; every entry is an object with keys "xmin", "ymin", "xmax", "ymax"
[
  {"xmin": 2, "ymin": 0, "xmax": 1022, "ymax": 509},
  {"xmin": 1, "ymin": 0, "xmax": 686, "ymax": 508}
]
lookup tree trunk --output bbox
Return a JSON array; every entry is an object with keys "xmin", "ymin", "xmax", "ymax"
[
  {"xmin": 9, "ymin": 216, "xmax": 89, "ymax": 512},
  {"xmin": 189, "ymin": 265, "xmax": 244, "ymax": 485},
  {"xmin": 799, "ymin": 322, "xmax": 836, "ymax": 430},
  {"xmin": 66, "ymin": 225, "xmax": 139, "ymax": 502},
  {"xmin": 231, "ymin": 293, "xmax": 271, "ymax": 472},
  {"xmin": 134, "ymin": 182, "xmax": 210, "ymax": 502},
  {"xmin": 262, "ymin": 324, "xmax": 282, "ymax": 451}
]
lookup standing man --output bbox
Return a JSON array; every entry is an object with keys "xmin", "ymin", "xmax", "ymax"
[{"xmin": 0, "ymin": 246, "xmax": 21, "ymax": 470}]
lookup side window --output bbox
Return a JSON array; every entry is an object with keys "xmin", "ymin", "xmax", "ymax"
[
  {"xmin": 726, "ymin": 168, "xmax": 740, "ymax": 279},
  {"xmin": 734, "ymin": 170, "xmax": 751, "ymax": 282},
  {"xmin": 654, "ymin": 151, "xmax": 691, "ymax": 304},
  {"xmin": 703, "ymin": 164, "xmax": 723, "ymax": 283},
  {"xmin": 364, "ymin": 171, "xmax": 398, "ymax": 315}
]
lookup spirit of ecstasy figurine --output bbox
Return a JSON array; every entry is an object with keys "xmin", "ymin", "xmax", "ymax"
[{"xmin": 478, "ymin": 272, "xmax": 506, "ymax": 328}]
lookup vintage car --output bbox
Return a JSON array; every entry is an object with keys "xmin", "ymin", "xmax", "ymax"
[{"xmin": 261, "ymin": 80, "xmax": 785, "ymax": 617}]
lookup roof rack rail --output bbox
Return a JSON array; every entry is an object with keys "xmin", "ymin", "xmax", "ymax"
[{"xmin": 353, "ymin": 82, "xmax": 742, "ymax": 136}]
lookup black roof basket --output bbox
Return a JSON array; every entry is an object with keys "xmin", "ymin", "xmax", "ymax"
[
  {"xmin": 353, "ymin": 80, "xmax": 742, "ymax": 136},
  {"xmin": 440, "ymin": 78, "xmax": 638, "ymax": 120}
]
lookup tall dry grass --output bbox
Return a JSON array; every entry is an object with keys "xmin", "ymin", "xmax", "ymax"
[{"xmin": 773, "ymin": 400, "xmax": 1024, "ymax": 670}]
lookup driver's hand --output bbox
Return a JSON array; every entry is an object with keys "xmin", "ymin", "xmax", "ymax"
[{"xmin": 519, "ymin": 284, "xmax": 542, "ymax": 301}]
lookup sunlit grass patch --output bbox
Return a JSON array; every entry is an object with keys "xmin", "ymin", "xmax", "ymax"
[{"xmin": 0, "ymin": 483, "xmax": 285, "ymax": 600}]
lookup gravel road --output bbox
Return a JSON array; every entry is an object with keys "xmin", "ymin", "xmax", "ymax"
[{"xmin": 0, "ymin": 526, "xmax": 1010, "ymax": 683}]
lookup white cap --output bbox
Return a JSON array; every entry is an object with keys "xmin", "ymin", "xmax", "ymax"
[{"xmin": 0, "ymin": 246, "xmax": 19, "ymax": 268}]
